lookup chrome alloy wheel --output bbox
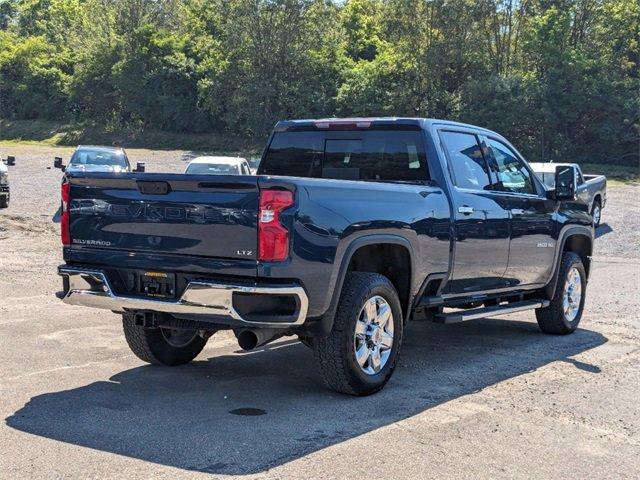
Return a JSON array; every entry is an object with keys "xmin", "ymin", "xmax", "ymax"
[
  {"xmin": 160, "ymin": 327, "xmax": 198, "ymax": 348},
  {"xmin": 354, "ymin": 295, "xmax": 394, "ymax": 375},
  {"xmin": 592, "ymin": 203, "xmax": 601, "ymax": 226},
  {"xmin": 563, "ymin": 266, "xmax": 583, "ymax": 322}
]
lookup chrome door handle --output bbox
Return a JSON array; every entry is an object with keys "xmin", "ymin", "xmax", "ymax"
[
  {"xmin": 458, "ymin": 206, "xmax": 474, "ymax": 215},
  {"xmin": 511, "ymin": 208, "xmax": 525, "ymax": 216}
]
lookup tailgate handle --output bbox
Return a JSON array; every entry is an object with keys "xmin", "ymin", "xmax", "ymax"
[{"xmin": 137, "ymin": 181, "xmax": 171, "ymax": 195}]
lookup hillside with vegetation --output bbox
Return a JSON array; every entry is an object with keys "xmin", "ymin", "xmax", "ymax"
[{"xmin": 0, "ymin": 0, "xmax": 637, "ymax": 165}]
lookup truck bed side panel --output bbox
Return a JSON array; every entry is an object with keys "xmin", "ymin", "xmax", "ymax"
[{"xmin": 258, "ymin": 176, "xmax": 452, "ymax": 317}]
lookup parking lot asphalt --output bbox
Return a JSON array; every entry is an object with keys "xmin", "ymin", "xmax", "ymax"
[{"xmin": 1, "ymin": 145, "xmax": 638, "ymax": 479}]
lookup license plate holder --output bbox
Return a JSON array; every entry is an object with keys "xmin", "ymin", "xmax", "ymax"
[{"xmin": 139, "ymin": 271, "xmax": 176, "ymax": 298}]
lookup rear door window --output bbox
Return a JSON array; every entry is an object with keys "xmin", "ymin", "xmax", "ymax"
[
  {"xmin": 260, "ymin": 130, "xmax": 428, "ymax": 182},
  {"xmin": 440, "ymin": 131, "xmax": 491, "ymax": 191},
  {"xmin": 321, "ymin": 131, "xmax": 427, "ymax": 181}
]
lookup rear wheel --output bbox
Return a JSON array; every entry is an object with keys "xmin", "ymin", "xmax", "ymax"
[
  {"xmin": 313, "ymin": 272, "xmax": 404, "ymax": 396},
  {"xmin": 122, "ymin": 313, "xmax": 208, "ymax": 365},
  {"xmin": 536, "ymin": 252, "xmax": 586, "ymax": 335},
  {"xmin": 0, "ymin": 195, "xmax": 8, "ymax": 208}
]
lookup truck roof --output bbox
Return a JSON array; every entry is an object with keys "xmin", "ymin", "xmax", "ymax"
[{"xmin": 274, "ymin": 117, "xmax": 502, "ymax": 137}]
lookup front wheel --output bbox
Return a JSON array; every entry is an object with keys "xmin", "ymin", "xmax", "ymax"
[
  {"xmin": 0, "ymin": 195, "xmax": 8, "ymax": 209},
  {"xmin": 122, "ymin": 313, "xmax": 209, "ymax": 365},
  {"xmin": 536, "ymin": 252, "xmax": 586, "ymax": 335},
  {"xmin": 313, "ymin": 272, "xmax": 404, "ymax": 396},
  {"xmin": 591, "ymin": 199, "xmax": 602, "ymax": 228}
]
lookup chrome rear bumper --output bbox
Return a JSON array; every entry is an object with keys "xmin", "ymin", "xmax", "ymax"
[{"xmin": 57, "ymin": 266, "xmax": 308, "ymax": 327}]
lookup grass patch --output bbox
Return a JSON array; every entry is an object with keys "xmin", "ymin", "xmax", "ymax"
[
  {"xmin": 0, "ymin": 119, "xmax": 264, "ymax": 155},
  {"xmin": 580, "ymin": 163, "xmax": 639, "ymax": 185},
  {"xmin": 0, "ymin": 119, "xmax": 66, "ymax": 144}
]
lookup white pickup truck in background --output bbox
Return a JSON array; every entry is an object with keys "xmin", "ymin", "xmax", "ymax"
[{"xmin": 529, "ymin": 162, "xmax": 607, "ymax": 227}]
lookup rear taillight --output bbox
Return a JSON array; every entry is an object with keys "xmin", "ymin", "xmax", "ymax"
[
  {"xmin": 258, "ymin": 189, "xmax": 293, "ymax": 261},
  {"xmin": 61, "ymin": 182, "xmax": 71, "ymax": 246}
]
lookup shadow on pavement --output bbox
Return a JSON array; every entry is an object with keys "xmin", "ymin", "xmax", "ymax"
[
  {"xmin": 6, "ymin": 319, "xmax": 606, "ymax": 475},
  {"xmin": 52, "ymin": 206, "xmax": 61, "ymax": 223},
  {"xmin": 595, "ymin": 223, "xmax": 612, "ymax": 238}
]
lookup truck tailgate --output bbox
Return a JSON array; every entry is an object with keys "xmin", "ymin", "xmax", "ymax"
[{"xmin": 67, "ymin": 173, "xmax": 259, "ymax": 260}]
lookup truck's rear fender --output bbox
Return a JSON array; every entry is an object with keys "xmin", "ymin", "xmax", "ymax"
[
  {"xmin": 325, "ymin": 235, "xmax": 415, "ymax": 323},
  {"xmin": 258, "ymin": 176, "xmax": 452, "ymax": 328}
]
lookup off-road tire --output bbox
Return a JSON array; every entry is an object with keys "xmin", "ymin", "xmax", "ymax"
[
  {"xmin": 313, "ymin": 272, "xmax": 404, "ymax": 396},
  {"xmin": 122, "ymin": 313, "xmax": 208, "ymax": 366},
  {"xmin": 0, "ymin": 195, "xmax": 8, "ymax": 208},
  {"xmin": 536, "ymin": 252, "xmax": 586, "ymax": 335}
]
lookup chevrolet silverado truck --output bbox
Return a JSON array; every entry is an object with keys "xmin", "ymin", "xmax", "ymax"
[
  {"xmin": 529, "ymin": 162, "xmax": 606, "ymax": 227},
  {"xmin": 56, "ymin": 118, "xmax": 594, "ymax": 396}
]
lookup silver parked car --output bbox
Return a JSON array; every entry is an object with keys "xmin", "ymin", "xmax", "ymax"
[{"xmin": 54, "ymin": 146, "xmax": 145, "ymax": 174}]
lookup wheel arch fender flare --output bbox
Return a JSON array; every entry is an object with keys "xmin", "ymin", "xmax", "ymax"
[
  {"xmin": 318, "ymin": 234, "xmax": 416, "ymax": 334},
  {"xmin": 545, "ymin": 225, "xmax": 594, "ymax": 299}
]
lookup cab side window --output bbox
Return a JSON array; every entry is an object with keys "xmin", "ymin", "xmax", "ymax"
[
  {"xmin": 440, "ymin": 131, "xmax": 491, "ymax": 191},
  {"xmin": 485, "ymin": 138, "xmax": 536, "ymax": 195}
]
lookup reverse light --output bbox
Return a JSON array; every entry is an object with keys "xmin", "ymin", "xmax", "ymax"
[
  {"xmin": 258, "ymin": 189, "xmax": 293, "ymax": 261},
  {"xmin": 61, "ymin": 181, "xmax": 71, "ymax": 246}
]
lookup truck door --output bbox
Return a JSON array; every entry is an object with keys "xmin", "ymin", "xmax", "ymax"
[
  {"xmin": 439, "ymin": 130, "xmax": 510, "ymax": 294},
  {"xmin": 574, "ymin": 167, "xmax": 591, "ymax": 206},
  {"xmin": 482, "ymin": 136, "xmax": 556, "ymax": 286}
]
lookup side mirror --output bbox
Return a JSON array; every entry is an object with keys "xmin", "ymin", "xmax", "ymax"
[
  {"xmin": 6, "ymin": 156, "xmax": 15, "ymax": 166},
  {"xmin": 553, "ymin": 165, "xmax": 577, "ymax": 201},
  {"xmin": 54, "ymin": 157, "xmax": 66, "ymax": 172},
  {"xmin": 134, "ymin": 162, "xmax": 145, "ymax": 173}
]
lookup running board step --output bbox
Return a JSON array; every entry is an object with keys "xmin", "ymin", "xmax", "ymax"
[{"xmin": 434, "ymin": 299, "xmax": 550, "ymax": 324}]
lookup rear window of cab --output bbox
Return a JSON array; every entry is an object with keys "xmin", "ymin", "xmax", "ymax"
[{"xmin": 260, "ymin": 130, "xmax": 429, "ymax": 182}]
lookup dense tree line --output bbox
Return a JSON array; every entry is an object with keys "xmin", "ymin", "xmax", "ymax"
[{"xmin": 0, "ymin": 0, "xmax": 637, "ymax": 164}]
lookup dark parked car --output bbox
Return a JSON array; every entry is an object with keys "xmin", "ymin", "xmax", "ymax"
[{"xmin": 56, "ymin": 118, "xmax": 594, "ymax": 395}]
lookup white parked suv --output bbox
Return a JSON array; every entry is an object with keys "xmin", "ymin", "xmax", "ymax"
[{"xmin": 184, "ymin": 156, "xmax": 252, "ymax": 175}]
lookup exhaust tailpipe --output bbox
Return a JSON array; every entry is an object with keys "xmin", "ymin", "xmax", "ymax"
[{"xmin": 236, "ymin": 328, "xmax": 283, "ymax": 351}]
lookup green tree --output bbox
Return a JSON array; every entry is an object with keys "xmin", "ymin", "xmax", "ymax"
[
  {"xmin": 192, "ymin": 0, "xmax": 343, "ymax": 134},
  {"xmin": 0, "ymin": 32, "xmax": 70, "ymax": 119},
  {"xmin": 0, "ymin": 0, "xmax": 636, "ymax": 166}
]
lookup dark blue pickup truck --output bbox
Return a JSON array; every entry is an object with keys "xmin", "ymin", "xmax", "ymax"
[{"xmin": 57, "ymin": 118, "xmax": 594, "ymax": 395}]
